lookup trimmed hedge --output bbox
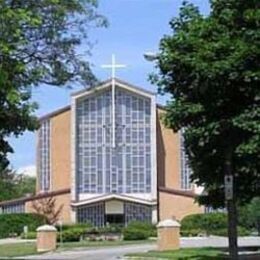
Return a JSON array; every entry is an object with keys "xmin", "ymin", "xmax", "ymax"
[
  {"xmin": 123, "ymin": 221, "xmax": 156, "ymax": 240},
  {"xmin": 21, "ymin": 224, "xmax": 93, "ymax": 242},
  {"xmin": 55, "ymin": 223, "xmax": 92, "ymax": 232},
  {"xmin": 181, "ymin": 213, "xmax": 251, "ymax": 237},
  {"xmin": 181, "ymin": 213, "xmax": 227, "ymax": 235},
  {"xmin": 57, "ymin": 228, "xmax": 86, "ymax": 242},
  {"xmin": 0, "ymin": 213, "xmax": 46, "ymax": 238},
  {"xmin": 21, "ymin": 231, "xmax": 37, "ymax": 239}
]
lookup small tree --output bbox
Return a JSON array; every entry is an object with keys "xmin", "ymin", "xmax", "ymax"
[{"xmin": 32, "ymin": 197, "xmax": 63, "ymax": 225}]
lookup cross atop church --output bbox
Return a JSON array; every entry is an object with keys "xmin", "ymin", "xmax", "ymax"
[
  {"xmin": 101, "ymin": 54, "xmax": 126, "ymax": 79},
  {"xmin": 101, "ymin": 54, "xmax": 126, "ymax": 148}
]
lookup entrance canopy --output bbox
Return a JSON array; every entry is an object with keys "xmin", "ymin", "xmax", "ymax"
[
  {"xmin": 71, "ymin": 193, "xmax": 156, "ymax": 207},
  {"xmin": 71, "ymin": 194, "xmax": 156, "ymax": 226}
]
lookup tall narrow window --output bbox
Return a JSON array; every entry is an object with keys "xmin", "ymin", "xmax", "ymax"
[
  {"xmin": 38, "ymin": 120, "xmax": 50, "ymax": 191},
  {"xmin": 180, "ymin": 130, "xmax": 192, "ymax": 190}
]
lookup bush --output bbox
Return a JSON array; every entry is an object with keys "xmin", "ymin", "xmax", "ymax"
[
  {"xmin": 181, "ymin": 213, "xmax": 227, "ymax": 236},
  {"xmin": 123, "ymin": 227, "xmax": 148, "ymax": 240},
  {"xmin": 99, "ymin": 224, "xmax": 124, "ymax": 235},
  {"xmin": 0, "ymin": 213, "xmax": 46, "ymax": 238},
  {"xmin": 57, "ymin": 228, "xmax": 86, "ymax": 242},
  {"xmin": 55, "ymin": 223, "xmax": 93, "ymax": 242},
  {"xmin": 180, "ymin": 229, "xmax": 203, "ymax": 237},
  {"xmin": 55, "ymin": 223, "xmax": 92, "ymax": 232},
  {"xmin": 181, "ymin": 213, "xmax": 251, "ymax": 237},
  {"xmin": 123, "ymin": 221, "xmax": 156, "ymax": 241},
  {"xmin": 21, "ymin": 231, "xmax": 37, "ymax": 239}
]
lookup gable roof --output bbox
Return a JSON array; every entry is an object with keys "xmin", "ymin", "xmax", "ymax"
[
  {"xmin": 39, "ymin": 78, "xmax": 166, "ymax": 122},
  {"xmin": 71, "ymin": 77, "xmax": 156, "ymax": 97}
]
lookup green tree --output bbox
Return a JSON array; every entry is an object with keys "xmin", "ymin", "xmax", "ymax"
[
  {"xmin": 0, "ymin": 167, "xmax": 18, "ymax": 201},
  {"xmin": 152, "ymin": 0, "xmax": 259, "ymax": 258},
  {"xmin": 0, "ymin": 166, "xmax": 36, "ymax": 201},
  {"xmin": 0, "ymin": 0, "xmax": 107, "ymax": 168},
  {"xmin": 16, "ymin": 175, "xmax": 36, "ymax": 197}
]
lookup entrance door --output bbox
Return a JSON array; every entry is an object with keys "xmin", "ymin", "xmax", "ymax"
[
  {"xmin": 105, "ymin": 214, "xmax": 124, "ymax": 225},
  {"xmin": 105, "ymin": 200, "xmax": 124, "ymax": 225}
]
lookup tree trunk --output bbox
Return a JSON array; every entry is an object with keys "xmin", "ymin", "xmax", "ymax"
[
  {"xmin": 257, "ymin": 219, "xmax": 260, "ymax": 236},
  {"xmin": 227, "ymin": 198, "xmax": 238, "ymax": 259},
  {"xmin": 225, "ymin": 150, "xmax": 238, "ymax": 259}
]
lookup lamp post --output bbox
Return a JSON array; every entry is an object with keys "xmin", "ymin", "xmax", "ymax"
[{"xmin": 143, "ymin": 52, "xmax": 158, "ymax": 62}]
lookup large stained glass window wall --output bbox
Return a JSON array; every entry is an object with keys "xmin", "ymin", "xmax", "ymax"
[{"xmin": 76, "ymin": 87, "xmax": 152, "ymax": 194}]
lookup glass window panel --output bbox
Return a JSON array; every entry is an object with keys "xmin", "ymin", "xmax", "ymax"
[{"xmin": 76, "ymin": 87, "xmax": 152, "ymax": 194}]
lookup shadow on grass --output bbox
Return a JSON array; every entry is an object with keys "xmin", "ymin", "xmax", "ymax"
[
  {"xmin": 166, "ymin": 253, "xmax": 260, "ymax": 260},
  {"xmin": 126, "ymin": 248, "xmax": 260, "ymax": 260}
]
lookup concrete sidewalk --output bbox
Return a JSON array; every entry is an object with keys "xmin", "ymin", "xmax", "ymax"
[
  {"xmin": 0, "ymin": 238, "xmax": 35, "ymax": 245},
  {"xmin": 181, "ymin": 236, "xmax": 260, "ymax": 248}
]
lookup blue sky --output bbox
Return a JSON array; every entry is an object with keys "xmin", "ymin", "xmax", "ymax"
[{"xmin": 8, "ymin": 0, "xmax": 210, "ymax": 172}]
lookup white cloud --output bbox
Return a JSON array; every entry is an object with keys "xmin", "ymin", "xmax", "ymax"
[{"xmin": 17, "ymin": 165, "xmax": 36, "ymax": 177}]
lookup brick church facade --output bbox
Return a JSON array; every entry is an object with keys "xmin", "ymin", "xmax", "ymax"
[{"xmin": 0, "ymin": 78, "xmax": 204, "ymax": 225}]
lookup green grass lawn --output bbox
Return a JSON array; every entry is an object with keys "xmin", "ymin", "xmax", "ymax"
[
  {"xmin": 0, "ymin": 242, "xmax": 38, "ymax": 257},
  {"xmin": 126, "ymin": 248, "xmax": 225, "ymax": 260}
]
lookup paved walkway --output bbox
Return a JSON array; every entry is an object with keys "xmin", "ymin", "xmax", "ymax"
[
  {"xmin": 16, "ymin": 237, "xmax": 260, "ymax": 260},
  {"xmin": 181, "ymin": 236, "xmax": 260, "ymax": 248},
  {"xmin": 18, "ymin": 244, "xmax": 155, "ymax": 260},
  {"xmin": 0, "ymin": 238, "xmax": 35, "ymax": 245}
]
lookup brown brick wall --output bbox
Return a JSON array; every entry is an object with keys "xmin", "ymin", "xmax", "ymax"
[
  {"xmin": 33, "ymin": 109, "xmax": 72, "ymax": 223},
  {"xmin": 50, "ymin": 110, "xmax": 71, "ymax": 191},
  {"xmin": 157, "ymin": 109, "xmax": 180, "ymax": 190},
  {"xmin": 157, "ymin": 108, "xmax": 203, "ymax": 221},
  {"xmin": 25, "ymin": 192, "xmax": 72, "ymax": 224},
  {"xmin": 159, "ymin": 192, "xmax": 204, "ymax": 221}
]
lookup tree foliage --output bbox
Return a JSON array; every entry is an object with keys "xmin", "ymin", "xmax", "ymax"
[
  {"xmin": 239, "ymin": 197, "xmax": 260, "ymax": 235},
  {"xmin": 152, "ymin": 0, "xmax": 260, "ymax": 207},
  {"xmin": 0, "ymin": 0, "xmax": 107, "ymax": 168},
  {"xmin": 0, "ymin": 166, "xmax": 36, "ymax": 201},
  {"xmin": 0, "ymin": 167, "xmax": 18, "ymax": 201}
]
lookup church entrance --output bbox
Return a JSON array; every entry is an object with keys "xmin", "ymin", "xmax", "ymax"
[
  {"xmin": 76, "ymin": 200, "xmax": 153, "ymax": 226},
  {"xmin": 105, "ymin": 200, "xmax": 124, "ymax": 225},
  {"xmin": 105, "ymin": 214, "xmax": 124, "ymax": 225}
]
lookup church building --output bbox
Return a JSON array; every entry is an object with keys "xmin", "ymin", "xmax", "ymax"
[{"xmin": 0, "ymin": 78, "xmax": 204, "ymax": 226}]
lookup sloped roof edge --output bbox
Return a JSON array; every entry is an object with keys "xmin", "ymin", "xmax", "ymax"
[
  {"xmin": 0, "ymin": 188, "xmax": 70, "ymax": 207},
  {"xmin": 71, "ymin": 193, "xmax": 157, "ymax": 207},
  {"xmin": 39, "ymin": 78, "xmax": 166, "ymax": 122},
  {"xmin": 71, "ymin": 78, "xmax": 156, "ymax": 97}
]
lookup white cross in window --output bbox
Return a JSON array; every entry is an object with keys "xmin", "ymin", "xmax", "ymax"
[{"xmin": 101, "ymin": 55, "xmax": 126, "ymax": 148}]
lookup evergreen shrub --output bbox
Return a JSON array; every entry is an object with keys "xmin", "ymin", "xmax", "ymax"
[
  {"xmin": 0, "ymin": 213, "xmax": 46, "ymax": 238},
  {"xmin": 123, "ymin": 221, "xmax": 156, "ymax": 240},
  {"xmin": 181, "ymin": 213, "xmax": 251, "ymax": 237}
]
